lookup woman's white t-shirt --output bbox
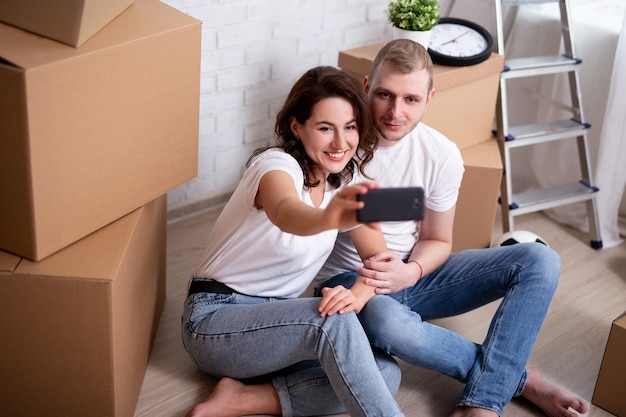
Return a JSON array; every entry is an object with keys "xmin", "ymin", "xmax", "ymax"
[{"xmin": 192, "ymin": 149, "xmax": 339, "ymax": 299}]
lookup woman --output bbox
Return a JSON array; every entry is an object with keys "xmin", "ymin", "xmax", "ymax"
[{"xmin": 182, "ymin": 66, "xmax": 404, "ymax": 417}]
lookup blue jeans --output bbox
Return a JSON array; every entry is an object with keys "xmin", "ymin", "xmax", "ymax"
[
  {"xmin": 317, "ymin": 243, "xmax": 560, "ymax": 416},
  {"xmin": 182, "ymin": 290, "xmax": 404, "ymax": 417}
]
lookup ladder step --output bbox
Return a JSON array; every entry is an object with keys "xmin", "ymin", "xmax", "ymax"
[
  {"xmin": 502, "ymin": 55, "xmax": 581, "ymax": 78},
  {"xmin": 504, "ymin": 119, "xmax": 590, "ymax": 146},
  {"xmin": 508, "ymin": 182, "xmax": 598, "ymax": 215}
]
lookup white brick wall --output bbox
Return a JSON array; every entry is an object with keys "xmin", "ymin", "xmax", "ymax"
[{"xmin": 162, "ymin": 0, "xmax": 391, "ymax": 217}]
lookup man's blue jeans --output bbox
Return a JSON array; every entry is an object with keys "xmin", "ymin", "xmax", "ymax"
[
  {"xmin": 182, "ymin": 291, "xmax": 404, "ymax": 417},
  {"xmin": 318, "ymin": 243, "xmax": 561, "ymax": 416}
]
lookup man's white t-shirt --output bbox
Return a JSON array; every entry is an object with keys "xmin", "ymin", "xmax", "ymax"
[
  {"xmin": 192, "ymin": 149, "xmax": 339, "ymax": 299},
  {"xmin": 316, "ymin": 123, "xmax": 464, "ymax": 284}
]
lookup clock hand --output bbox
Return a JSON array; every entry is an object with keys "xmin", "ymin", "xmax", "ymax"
[{"xmin": 439, "ymin": 30, "xmax": 471, "ymax": 46}]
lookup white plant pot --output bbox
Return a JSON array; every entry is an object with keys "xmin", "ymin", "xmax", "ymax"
[{"xmin": 392, "ymin": 26, "xmax": 432, "ymax": 50}]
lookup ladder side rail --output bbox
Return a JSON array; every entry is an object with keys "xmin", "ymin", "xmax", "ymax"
[
  {"xmin": 559, "ymin": 0, "xmax": 576, "ymax": 59},
  {"xmin": 585, "ymin": 199, "xmax": 603, "ymax": 248},
  {"xmin": 566, "ymin": 64, "xmax": 585, "ymax": 123},
  {"xmin": 561, "ymin": 0, "xmax": 603, "ymax": 248},
  {"xmin": 576, "ymin": 134, "xmax": 596, "ymax": 187}
]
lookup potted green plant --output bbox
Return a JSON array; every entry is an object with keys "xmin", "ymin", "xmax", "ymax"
[{"xmin": 386, "ymin": 0, "xmax": 440, "ymax": 48}]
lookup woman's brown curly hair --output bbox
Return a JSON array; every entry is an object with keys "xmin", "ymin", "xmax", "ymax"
[{"xmin": 248, "ymin": 66, "xmax": 377, "ymax": 190}]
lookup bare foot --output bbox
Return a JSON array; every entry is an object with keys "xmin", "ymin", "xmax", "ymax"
[
  {"xmin": 185, "ymin": 377, "xmax": 281, "ymax": 417},
  {"xmin": 522, "ymin": 367, "xmax": 589, "ymax": 417}
]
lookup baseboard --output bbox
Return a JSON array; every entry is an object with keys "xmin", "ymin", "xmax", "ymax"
[{"xmin": 166, "ymin": 193, "xmax": 231, "ymax": 224}]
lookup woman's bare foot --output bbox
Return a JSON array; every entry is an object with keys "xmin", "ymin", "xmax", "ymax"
[
  {"xmin": 522, "ymin": 367, "xmax": 589, "ymax": 417},
  {"xmin": 185, "ymin": 377, "xmax": 281, "ymax": 417}
]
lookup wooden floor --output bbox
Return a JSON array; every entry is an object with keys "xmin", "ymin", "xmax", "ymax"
[{"xmin": 134, "ymin": 206, "xmax": 626, "ymax": 417}]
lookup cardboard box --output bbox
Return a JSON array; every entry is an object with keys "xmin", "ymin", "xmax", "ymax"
[
  {"xmin": 453, "ymin": 138, "xmax": 503, "ymax": 252},
  {"xmin": 0, "ymin": 0, "xmax": 133, "ymax": 47},
  {"xmin": 0, "ymin": 0, "xmax": 201, "ymax": 261},
  {"xmin": 338, "ymin": 42, "xmax": 504, "ymax": 150},
  {"xmin": 0, "ymin": 196, "xmax": 166, "ymax": 417},
  {"xmin": 592, "ymin": 312, "xmax": 626, "ymax": 417}
]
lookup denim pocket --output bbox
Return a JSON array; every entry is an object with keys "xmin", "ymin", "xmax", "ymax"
[{"xmin": 185, "ymin": 292, "xmax": 236, "ymax": 331}]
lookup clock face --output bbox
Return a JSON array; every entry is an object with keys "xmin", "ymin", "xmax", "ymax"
[{"xmin": 428, "ymin": 18, "xmax": 493, "ymax": 66}]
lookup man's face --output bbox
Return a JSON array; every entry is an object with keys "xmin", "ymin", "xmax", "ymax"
[{"xmin": 365, "ymin": 61, "xmax": 434, "ymax": 146}]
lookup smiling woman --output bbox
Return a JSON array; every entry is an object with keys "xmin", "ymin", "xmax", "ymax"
[{"xmin": 181, "ymin": 66, "xmax": 406, "ymax": 417}]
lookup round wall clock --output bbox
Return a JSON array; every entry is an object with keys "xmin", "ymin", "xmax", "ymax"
[{"xmin": 428, "ymin": 17, "xmax": 494, "ymax": 66}]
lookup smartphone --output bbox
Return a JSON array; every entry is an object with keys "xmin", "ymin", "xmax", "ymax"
[{"xmin": 357, "ymin": 187, "xmax": 425, "ymax": 222}]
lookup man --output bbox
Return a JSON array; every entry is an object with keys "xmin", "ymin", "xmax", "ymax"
[{"xmin": 315, "ymin": 39, "xmax": 588, "ymax": 417}]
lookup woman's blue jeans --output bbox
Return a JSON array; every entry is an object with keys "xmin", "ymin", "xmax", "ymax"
[
  {"xmin": 318, "ymin": 243, "xmax": 561, "ymax": 416},
  {"xmin": 182, "ymin": 290, "xmax": 404, "ymax": 417}
]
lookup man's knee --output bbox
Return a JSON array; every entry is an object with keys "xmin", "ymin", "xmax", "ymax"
[{"xmin": 517, "ymin": 242, "xmax": 561, "ymax": 290}]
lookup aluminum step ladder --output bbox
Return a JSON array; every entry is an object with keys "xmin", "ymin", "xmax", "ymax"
[
  {"xmin": 494, "ymin": 0, "xmax": 602, "ymax": 249},
  {"xmin": 445, "ymin": 0, "xmax": 603, "ymax": 249}
]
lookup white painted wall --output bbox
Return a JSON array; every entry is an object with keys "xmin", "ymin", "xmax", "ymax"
[{"xmin": 162, "ymin": 0, "xmax": 392, "ymax": 216}]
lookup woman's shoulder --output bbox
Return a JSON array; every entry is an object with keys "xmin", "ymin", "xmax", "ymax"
[
  {"xmin": 248, "ymin": 148, "xmax": 298, "ymax": 168},
  {"xmin": 245, "ymin": 148, "xmax": 304, "ymax": 185}
]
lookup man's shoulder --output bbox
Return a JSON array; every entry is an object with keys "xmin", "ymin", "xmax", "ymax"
[
  {"xmin": 412, "ymin": 122, "xmax": 448, "ymax": 140},
  {"xmin": 409, "ymin": 123, "xmax": 461, "ymax": 153}
]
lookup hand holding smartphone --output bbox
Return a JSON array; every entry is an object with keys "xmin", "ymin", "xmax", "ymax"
[{"xmin": 356, "ymin": 187, "xmax": 425, "ymax": 222}]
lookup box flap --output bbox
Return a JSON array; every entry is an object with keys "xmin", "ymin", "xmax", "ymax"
[
  {"xmin": 0, "ymin": 0, "xmax": 200, "ymax": 70},
  {"xmin": 0, "ymin": 0, "xmax": 84, "ymax": 47},
  {"xmin": 14, "ymin": 207, "xmax": 143, "ymax": 281}
]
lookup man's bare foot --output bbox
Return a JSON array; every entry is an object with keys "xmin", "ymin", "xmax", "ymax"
[
  {"xmin": 522, "ymin": 367, "xmax": 589, "ymax": 417},
  {"xmin": 185, "ymin": 377, "xmax": 281, "ymax": 417}
]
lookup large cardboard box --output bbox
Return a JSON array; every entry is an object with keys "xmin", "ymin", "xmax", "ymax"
[
  {"xmin": 0, "ymin": 0, "xmax": 133, "ymax": 47},
  {"xmin": 453, "ymin": 139, "xmax": 503, "ymax": 252},
  {"xmin": 338, "ymin": 42, "xmax": 505, "ymax": 150},
  {"xmin": 0, "ymin": 196, "xmax": 166, "ymax": 417},
  {"xmin": 0, "ymin": 0, "xmax": 201, "ymax": 261},
  {"xmin": 592, "ymin": 312, "xmax": 626, "ymax": 417}
]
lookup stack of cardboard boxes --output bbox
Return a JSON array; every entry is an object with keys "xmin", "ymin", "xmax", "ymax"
[
  {"xmin": 338, "ymin": 42, "xmax": 505, "ymax": 252},
  {"xmin": 0, "ymin": 0, "xmax": 201, "ymax": 415}
]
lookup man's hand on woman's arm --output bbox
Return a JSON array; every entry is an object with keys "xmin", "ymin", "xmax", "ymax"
[{"xmin": 359, "ymin": 206, "xmax": 456, "ymax": 294}]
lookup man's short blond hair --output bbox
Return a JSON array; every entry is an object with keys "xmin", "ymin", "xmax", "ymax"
[{"xmin": 368, "ymin": 39, "xmax": 434, "ymax": 93}]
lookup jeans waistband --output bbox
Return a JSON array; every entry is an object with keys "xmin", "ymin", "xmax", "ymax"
[{"xmin": 188, "ymin": 279, "xmax": 237, "ymax": 296}]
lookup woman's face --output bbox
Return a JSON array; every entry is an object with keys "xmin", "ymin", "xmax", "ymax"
[{"xmin": 290, "ymin": 97, "xmax": 359, "ymax": 179}]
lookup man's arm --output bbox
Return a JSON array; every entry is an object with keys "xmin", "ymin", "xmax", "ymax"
[{"xmin": 359, "ymin": 205, "xmax": 456, "ymax": 294}]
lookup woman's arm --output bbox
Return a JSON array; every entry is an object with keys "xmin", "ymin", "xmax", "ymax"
[
  {"xmin": 318, "ymin": 222, "xmax": 386, "ymax": 316},
  {"xmin": 256, "ymin": 170, "xmax": 376, "ymax": 235}
]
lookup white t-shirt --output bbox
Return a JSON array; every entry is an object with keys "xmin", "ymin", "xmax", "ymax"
[
  {"xmin": 316, "ymin": 123, "xmax": 464, "ymax": 284},
  {"xmin": 192, "ymin": 149, "xmax": 339, "ymax": 298}
]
